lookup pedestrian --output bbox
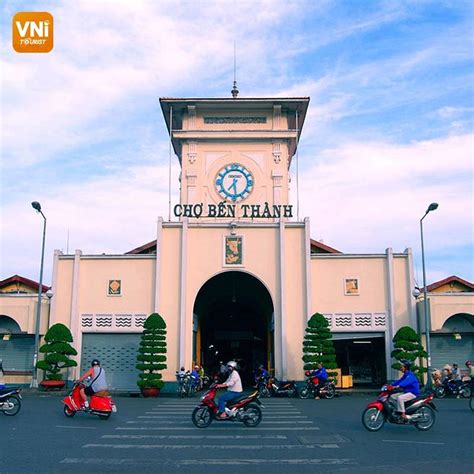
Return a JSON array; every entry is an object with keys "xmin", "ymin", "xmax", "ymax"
[
  {"xmin": 466, "ymin": 361, "xmax": 474, "ymax": 395},
  {"xmin": 0, "ymin": 359, "xmax": 5, "ymax": 390}
]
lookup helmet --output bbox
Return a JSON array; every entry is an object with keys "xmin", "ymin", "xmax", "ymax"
[
  {"xmin": 305, "ymin": 370, "xmax": 311, "ymax": 376},
  {"xmin": 258, "ymin": 364, "xmax": 264, "ymax": 369},
  {"xmin": 194, "ymin": 365, "xmax": 199, "ymax": 369},
  {"xmin": 91, "ymin": 359, "xmax": 100, "ymax": 367},
  {"xmin": 226, "ymin": 361, "xmax": 237, "ymax": 370},
  {"xmin": 400, "ymin": 360, "xmax": 411, "ymax": 370}
]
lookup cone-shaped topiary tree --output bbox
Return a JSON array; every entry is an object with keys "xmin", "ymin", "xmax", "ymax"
[
  {"xmin": 391, "ymin": 326, "xmax": 427, "ymax": 381},
  {"xmin": 136, "ymin": 313, "xmax": 167, "ymax": 389},
  {"xmin": 36, "ymin": 323, "xmax": 77, "ymax": 380},
  {"xmin": 302, "ymin": 313, "xmax": 337, "ymax": 377}
]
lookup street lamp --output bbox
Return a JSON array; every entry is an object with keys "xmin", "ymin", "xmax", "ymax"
[
  {"xmin": 30, "ymin": 201, "xmax": 47, "ymax": 388},
  {"xmin": 420, "ymin": 202, "xmax": 438, "ymax": 389}
]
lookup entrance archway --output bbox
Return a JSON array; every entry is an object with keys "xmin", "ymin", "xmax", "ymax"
[{"xmin": 193, "ymin": 271, "xmax": 274, "ymax": 385}]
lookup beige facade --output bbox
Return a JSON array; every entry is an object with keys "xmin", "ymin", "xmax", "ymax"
[
  {"xmin": 39, "ymin": 96, "xmax": 419, "ymax": 390},
  {"xmin": 6, "ymin": 95, "xmax": 465, "ymax": 389}
]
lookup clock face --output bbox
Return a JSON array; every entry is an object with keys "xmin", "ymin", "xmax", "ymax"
[{"xmin": 215, "ymin": 163, "xmax": 254, "ymax": 202}]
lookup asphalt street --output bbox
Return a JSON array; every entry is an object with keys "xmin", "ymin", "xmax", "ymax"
[{"xmin": 1, "ymin": 391, "xmax": 473, "ymax": 474}]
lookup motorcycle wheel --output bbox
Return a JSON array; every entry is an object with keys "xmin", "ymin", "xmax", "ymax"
[
  {"xmin": 179, "ymin": 386, "xmax": 185, "ymax": 398},
  {"xmin": 259, "ymin": 386, "xmax": 271, "ymax": 398},
  {"xmin": 191, "ymin": 406, "xmax": 212, "ymax": 428},
  {"xmin": 242, "ymin": 404, "xmax": 262, "ymax": 427},
  {"xmin": 469, "ymin": 397, "xmax": 474, "ymax": 412},
  {"xmin": 361, "ymin": 407, "xmax": 385, "ymax": 431},
  {"xmin": 414, "ymin": 406, "xmax": 435, "ymax": 431},
  {"xmin": 434, "ymin": 386, "xmax": 446, "ymax": 399},
  {"xmin": 98, "ymin": 413, "xmax": 111, "ymax": 420},
  {"xmin": 460, "ymin": 385, "xmax": 471, "ymax": 398},
  {"xmin": 288, "ymin": 387, "xmax": 298, "ymax": 398},
  {"xmin": 1, "ymin": 396, "xmax": 21, "ymax": 416},
  {"xmin": 324, "ymin": 385, "xmax": 336, "ymax": 399},
  {"xmin": 298, "ymin": 387, "xmax": 310, "ymax": 399},
  {"xmin": 63, "ymin": 405, "xmax": 76, "ymax": 418}
]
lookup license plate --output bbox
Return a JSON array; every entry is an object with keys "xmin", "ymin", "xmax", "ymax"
[{"xmin": 112, "ymin": 405, "xmax": 117, "ymax": 413}]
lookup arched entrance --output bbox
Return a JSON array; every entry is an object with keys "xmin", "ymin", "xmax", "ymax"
[
  {"xmin": 431, "ymin": 313, "xmax": 474, "ymax": 370},
  {"xmin": 193, "ymin": 271, "xmax": 274, "ymax": 385}
]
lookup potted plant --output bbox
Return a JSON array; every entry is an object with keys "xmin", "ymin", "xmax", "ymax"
[
  {"xmin": 136, "ymin": 312, "xmax": 167, "ymax": 397},
  {"xmin": 36, "ymin": 323, "xmax": 77, "ymax": 390},
  {"xmin": 391, "ymin": 326, "xmax": 427, "ymax": 383}
]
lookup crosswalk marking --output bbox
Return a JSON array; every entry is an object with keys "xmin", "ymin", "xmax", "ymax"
[
  {"xmin": 102, "ymin": 434, "xmax": 288, "ymax": 439},
  {"xmin": 115, "ymin": 426, "xmax": 320, "ymax": 431},
  {"xmin": 61, "ymin": 458, "xmax": 356, "ymax": 466},
  {"xmin": 83, "ymin": 443, "xmax": 328, "ymax": 449},
  {"xmin": 125, "ymin": 420, "xmax": 313, "ymax": 424}
]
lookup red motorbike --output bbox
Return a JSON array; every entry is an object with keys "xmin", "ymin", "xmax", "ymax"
[
  {"xmin": 362, "ymin": 384, "xmax": 437, "ymax": 431},
  {"xmin": 63, "ymin": 382, "xmax": 116, "ymax": 420},
  {"xmin": 191, "ymin": 384, "xmax": 264, "ymax": 428}
]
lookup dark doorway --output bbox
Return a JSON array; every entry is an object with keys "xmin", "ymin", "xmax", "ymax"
[
  {"xmin": 193, "ymin": 271, "xmax": 274, "ymax": 386},
  {"xmin": 334, "ymin": 337, "xmax": 386, "ymax": 386}
]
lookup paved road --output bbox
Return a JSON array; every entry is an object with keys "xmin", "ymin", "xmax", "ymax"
[{"xmin": 1, "ymin": 392, "xmax": 473, "ymax": 473}]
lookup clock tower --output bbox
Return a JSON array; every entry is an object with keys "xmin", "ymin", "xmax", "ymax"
[{"xmin": 160, "ymin": 97, "xmax": 309, "ymax": 221}]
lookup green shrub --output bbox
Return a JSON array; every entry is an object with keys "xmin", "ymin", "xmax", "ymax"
[
  {"xmin": 136, "ymin": 313, "xmax": 167, "ymax": 389},
  {"xmin": 391, "ymin": 326, "xmax": 427, "ymax": 380},
  {"xmin": 302, "ymin": 313, "xmax": 337, "ymax": 378},
  {"xmin": 36, "ymin": 323, "xmax": 77, "ymax": 380}
]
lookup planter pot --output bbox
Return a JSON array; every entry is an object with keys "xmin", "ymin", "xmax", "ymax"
[
  {"xmin": 40, "ymin": 380, "xmax": 66, "ymax": 391},
  {"xmin": 140, "ymin": 387, "xmax": 161, "ymax": 398}
]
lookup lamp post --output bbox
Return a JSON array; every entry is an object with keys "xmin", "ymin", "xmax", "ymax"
[
  {"xmin": 30, "ymin": 201, "xmax": 47, "ymax": 388},
  {"xmin": 420, "ymin": 202, "xmax": 438, "ymax": 389}
]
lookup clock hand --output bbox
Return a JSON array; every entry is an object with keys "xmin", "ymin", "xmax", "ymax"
[{"xmin": 228, "ymin": 178, "xmax": 238, "ymax": 195}]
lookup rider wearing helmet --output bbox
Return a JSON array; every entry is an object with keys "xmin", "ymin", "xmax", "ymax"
[
  {"xmin": 391, "ymin": 360, "xmax": 420, "ymax": 420},
  {"xmin": 254, "ymin": 364, "xmax": 269, "ymax": 386},
  {"xmin": 216, "ymin": 360, "xmax": 243, "ymax": 419},
  {"xmin": 311, "ymin": 363, "xmax": 328, "ymax": 399},
  {"xmin": 190, "ymin": 365, "xmax": 201, "ymax": 390},
  {"xmin": 77, "ymin": 359, "xmax": 108, "ymax": 409}
]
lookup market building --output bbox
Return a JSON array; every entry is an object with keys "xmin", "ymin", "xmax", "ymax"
[{"xmin": 1, "ymin": 94, "xmax": 472, "ymax": 390}]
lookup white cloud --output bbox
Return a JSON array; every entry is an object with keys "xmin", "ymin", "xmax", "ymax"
[{"xmin": 294, "ymin": 134, "xmax": 473, "ymax": 267}]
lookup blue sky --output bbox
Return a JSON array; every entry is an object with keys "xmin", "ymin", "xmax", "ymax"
[{"xmin": 1, "ymin": 0, "xmax": 473, "ymax": 287}]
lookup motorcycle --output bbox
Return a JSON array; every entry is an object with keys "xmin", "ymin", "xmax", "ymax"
[
  {"xmin": 176, "ymin": 371, "xmax": 187, "ymax": 397},
  {"xmin": 0, "ymin": 387, "xmax": 22, "ymax": 416},
  {"xmin": 298, "ymin": 371, "xmax": 336, "ymax": 399},
  {"xmin": 63, "ymin": 382, "xmax": 116, "ymax": 420},
  {"xmin": 191, "ymin": 383, "xmax": 264, "ymax": 428},
  {"xmin": 434, "ymin": 378, "xmax": 471, "ymax": 399},
  {"xmin": 362, "ymin": 384, "xmax": 437, "ymax": 431},
  {"xmin": 258, "ymin": 376, "xmax": 298, "ymax": 398}
]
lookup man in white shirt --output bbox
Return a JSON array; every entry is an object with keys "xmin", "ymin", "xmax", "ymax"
[{"xmin": 216, "ymin": 360, "xmax": 243, "ymax": 419}]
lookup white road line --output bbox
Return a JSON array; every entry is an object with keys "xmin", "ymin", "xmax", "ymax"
[
  {"xmin": 319, "ymin": 444, "xmax": 340, "ymax": 448},
  {"xmin": 61, "ymin": 458, "xmax": 356, "ymax": 466},
  {"xmin": 116, "ymin": 426, "xmax": 320, "ymax": 431},
  {"xmin": 55, "ymin": 425, "xmax": 97, "ymax": 430},
  {"xmin": 126, "ymin": 420, "xmax": 313, "ymax": 424},
  {"xmin": 382, "ymin": 440, "xmax": 445, "ymax": 445},
  {"xmin": 102, "ymin": 434, "xmax": 288, "ymax": 439},
  {"xmin": 141, "ymin": 414, "xmax": 308, "ymax": 419},
  {"xmin": 83, "ymin": 443, "xmax": 322, "ymax": 450}
]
